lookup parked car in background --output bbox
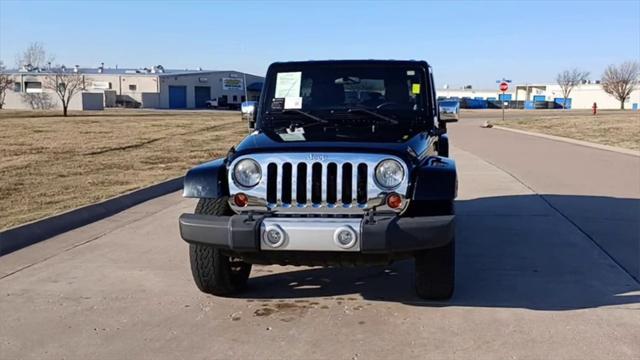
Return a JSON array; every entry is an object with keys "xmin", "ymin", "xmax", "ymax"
[
  {"xmin": 241, "ymin": 101, "xmax": 257, "ymax": 128},
  {"xmin": 205, "ymin": 96, "xmax": 242, "ymax": 110},
  {"xmin": 240, "ymin": 101, "xmax": 256, "ymax": 119}
]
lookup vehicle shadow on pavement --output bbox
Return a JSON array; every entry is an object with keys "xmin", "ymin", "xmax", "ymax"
[{"xmin": 239, "ymin": 195, "xmax": 640, "ymax": 310}]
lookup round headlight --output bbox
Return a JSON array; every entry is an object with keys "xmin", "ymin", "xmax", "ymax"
[
  {"xmin": 375, "ymin": 159, "xmax": 404, "ymax": 189},
  {"xmin": 233, "ymin": 159, "xmax": 261, "ymax": 188}
]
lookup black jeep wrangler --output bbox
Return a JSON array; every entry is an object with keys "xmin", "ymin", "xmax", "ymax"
[{"xmin": 179, "ymin": 60, "xmax": 459, "ymax": 300}]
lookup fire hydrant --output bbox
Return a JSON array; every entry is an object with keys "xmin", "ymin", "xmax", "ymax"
[{"xmin": 592, "ymin": 102, "xmax": 598, "ymax": 115}]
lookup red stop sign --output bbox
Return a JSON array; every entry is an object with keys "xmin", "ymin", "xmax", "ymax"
[{"xmin": 499, "ymin": 82, "xmax": 509, "ymax": 92}]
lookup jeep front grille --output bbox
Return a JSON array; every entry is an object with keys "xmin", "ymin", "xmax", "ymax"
[
  {"xmin": 265, "ymin": 161, "xmax": 369, "ymax": 207},
  {"xmin": 228, "ymin": 153, "xmax": 409, "ymax": 213}
]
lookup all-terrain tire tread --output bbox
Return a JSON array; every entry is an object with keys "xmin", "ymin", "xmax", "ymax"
[{"xmin": 189, "ymin": 197, "xmax": 251, "ymax": 296}]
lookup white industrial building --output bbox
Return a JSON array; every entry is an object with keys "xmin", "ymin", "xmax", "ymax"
[
  {"xmin": 437, "ymin": 82, "xmax": 640, "ymax": 110},
  {"xmin": 1, "ymin": 64, "xmax": 264, "ymax": 111}
]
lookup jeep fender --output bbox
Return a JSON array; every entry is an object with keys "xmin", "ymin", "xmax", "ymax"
[
  {"xmin": 183, "ymin": 158, "xmax": 229, "ymax": 199},
  {"xmin": 412, "ymin": 156, "xmax": 457, "ymax": 201}
]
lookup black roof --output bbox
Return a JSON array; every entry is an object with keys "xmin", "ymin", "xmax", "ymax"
[{"xmin": 268, "ymin": 59, "xmax": 430, "ymax": 68}]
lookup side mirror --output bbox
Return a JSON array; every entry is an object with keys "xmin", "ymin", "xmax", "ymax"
[
  {"xmin": 438, "ymin": 100, "xmax": 460, "ymax": 123},
  {"xmin": 241, "ymin": 101, "xmax": 256, "ymax": 121}
]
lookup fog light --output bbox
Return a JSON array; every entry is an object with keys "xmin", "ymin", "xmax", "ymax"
[
  {"xmin": 334, "ymin": 226, "xmax": 357, "ymax": 249},
  {"xmin": 263, "ymin": 225, "xmax": 285, "ymax": 248},
  {"xmin": 386, "ymin": 193, "xmax": 402, "ymax": 209},
  {"xmin": 233, "ymin": 193, "xmax": 249, "ymax": 207}
]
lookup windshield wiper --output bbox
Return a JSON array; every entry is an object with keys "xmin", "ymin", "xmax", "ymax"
[
  {"xmin": 281, "ymin": 109, "xmax": 329, "ymax": 124},
  {"xmin": 347, "ymin": 107, "xmax": 399, "ymax": 125},
  {"xmin": 269, "ymin": 109, "xmax": 329, "ymax": 130}
]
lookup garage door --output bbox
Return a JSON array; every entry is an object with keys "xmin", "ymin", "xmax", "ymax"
[
  {"xmin": 169, "ymin": 86, "xmax": 187, "ymax": 109},
  {"xmin": 194, "ymin": 86, "xmax": 211, "ymax": 108}
]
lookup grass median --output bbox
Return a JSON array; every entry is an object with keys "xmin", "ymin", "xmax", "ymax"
[
  {"xmin": 491, "ymin": 109, "xmax": 639, "ymax": 151},
  {"xmin": 0, "ymin": 109, "xmax": 248, "ymax": 230}
]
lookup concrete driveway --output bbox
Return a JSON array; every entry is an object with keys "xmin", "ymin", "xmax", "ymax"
[
  {"xmin": 1, "ymin": 120, "xmax": 639, "ymax": 359},
  {"xmin": 449, "ymin": 114, "xmax": 640, "ymax": 281}
]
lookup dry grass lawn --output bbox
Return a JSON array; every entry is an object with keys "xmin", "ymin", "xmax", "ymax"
[
  {"xmin": 2, "ymin": 108, "xmax": 637, "ymax": 230},
  {"xmin": 0, "ymin": 109, "xmax": 248, "ymax": 230},
  {"xmin": 491, "ymin": 109, "xmax": 640, "ymax": 151}
]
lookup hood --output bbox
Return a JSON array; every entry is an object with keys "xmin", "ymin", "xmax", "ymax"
[{"xmin": 231, "ymin": 131, "xmax": 431, "ymax": 164}]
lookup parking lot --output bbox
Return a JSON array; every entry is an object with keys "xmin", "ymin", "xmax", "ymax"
[{"xmin": 1, "ymin": 112, "xmax": 638, "ymax": 359}]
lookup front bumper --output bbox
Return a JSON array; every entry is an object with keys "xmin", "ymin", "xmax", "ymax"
[{"xmin": 179, "ymin": 213, "xmax": 454, "ymax": 254}]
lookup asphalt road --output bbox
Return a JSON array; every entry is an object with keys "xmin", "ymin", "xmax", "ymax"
[{"xmin": 1, "ymin": 118, "xmax": 639, "ymax": 359}]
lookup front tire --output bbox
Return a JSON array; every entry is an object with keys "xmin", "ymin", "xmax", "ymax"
[{"xmin": 189, "ymin": 198, "xmax": 251, "ymax": 296}]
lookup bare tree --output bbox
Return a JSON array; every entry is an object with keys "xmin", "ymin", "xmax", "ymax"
[
  {"xmin": 15, "ymin": 41, "xmax": 54, "ymax": 69},
  {"xmin": 43, "ymin": 70, "xmax": 85, "ymax": 116},
  {"xmin": 556, "ymin": 69, "xmax": 590, "ymax": 110},
  {"xmin": 15, "ymin": 42, "xmax": 56, "ymax": 110},
  {"xmin": 21, "ymin": 92, "xmax": 54, "ymax": 110},
  {"xmin": 0, "ymin": 61, "xmax": 14, "ymax": 109},
  {"xmin": 0, "ymin": 75, "xmax": 13, "ymax": 110},
  {"xmin": 601, "ymin": 61, "xmax": 640, "ymax": 110}
]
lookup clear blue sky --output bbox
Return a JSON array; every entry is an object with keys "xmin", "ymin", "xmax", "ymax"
[{"xmin": 1, "ymin": 0, "xmax": 638, "ymax": 88}]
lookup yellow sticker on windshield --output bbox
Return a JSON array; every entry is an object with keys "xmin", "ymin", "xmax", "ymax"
[{"xmin": 412, "ymin": 83, "xmax": 421, "ymax": 94}]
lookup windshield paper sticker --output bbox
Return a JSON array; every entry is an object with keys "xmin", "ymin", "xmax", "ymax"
[
  {"xmin": 275, "ymin": 72, "xmax": 302, "ymax": 98},
  {"xmin": 279, "ymin": 132, "xmax": 306, "ymax": 142},
  {"xmin": 271, "ymin": 98, "xmax": 284, "ymax": 110},
  {"xmin": 412, "ymin": 83, "xmax": 421, "ymax": 94},
  {"xmin": 284, "ymin": 96, "xmax": 302, "ymax": 109}
]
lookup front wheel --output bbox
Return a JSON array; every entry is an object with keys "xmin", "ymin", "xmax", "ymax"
[
  {"xmin": 189, "ymin": 198, "xmax": 251, "ymax": 296},
  {"xmin": 190, "ymin": 244, "xmax": 252, "ymax": 296},
  {"xmin": 414, "ymin": 238, "xmax": 455, "ymax": 300}
]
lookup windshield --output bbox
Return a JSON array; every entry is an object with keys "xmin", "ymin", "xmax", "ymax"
[{"xmin": 262, "ymin": 64, "xmax": 428, "ymax": 125}]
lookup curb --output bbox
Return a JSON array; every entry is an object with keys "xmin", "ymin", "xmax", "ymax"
[
  {"xmin": 0, "ymin": 177, "xmax": 184, "ymax": 256},
  {"xmin": 492, "ymin": 126, "xmax": 640, "ymax": 157}
]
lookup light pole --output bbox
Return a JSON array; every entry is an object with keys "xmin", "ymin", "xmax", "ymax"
[{"xmin": 243, "ymin": 72, "xmax": 248, "ymax": 103}]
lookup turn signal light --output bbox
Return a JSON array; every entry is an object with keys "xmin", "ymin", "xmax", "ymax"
[
  {"xmin": 386, "ymin": 193, "xmax": 402, "ymax": 209},
  {"xmin": 233, "ymin": 193, "xmax": 249, "ymax": 207}
]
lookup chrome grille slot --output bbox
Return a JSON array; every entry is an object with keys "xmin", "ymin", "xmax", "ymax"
[
  {"xmin": 228, "ymin": 153, "xmax": 409, "ymax": 214},
  {"xmin": 311, "ymin": 162, "xmax": 322, "ymax": 205},
  {"xmin": 357, "ymin": 163, "xmax": 368, "ymax": 204},
  {"xmin": 341, "ymin": 163, "xmax": 352, "ymax": 205},
  {"xmin": 326, "ymin": 163, "xmax": 338, "ymax": 205},
  {"xmin": 281, "ymin": 163, "xmax": 292, "ymax": 205},
  {"xmin": 266, "ymin": 163, "xmax": 277, "ymax": 204},
  {"xmin": 296, "ymin": 163, "xmax": 307, "ymax": 204}
]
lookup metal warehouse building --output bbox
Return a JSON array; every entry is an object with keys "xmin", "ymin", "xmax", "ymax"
[{"xmin": 2, "ymin": 64, "xmax": 264, "ymax": 110}]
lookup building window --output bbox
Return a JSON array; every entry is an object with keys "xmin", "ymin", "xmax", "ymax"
[
  {"xmin": 232, "ymin": 95, "xmax": 238, "ymax": 102},
  {"xmin": 129, "ymin": 84, "xmax": 137, "ymax": 91},
  {"xmin": 25, "ymin": 82, "xmax": 42, "ymax": 93},
  {"xmin": 241, "ymin": 95, "xmax": 246, "ymax": 102},
  {"xmin": 14, "ymin": 82, "xmax": 21, "ymax": 92}
]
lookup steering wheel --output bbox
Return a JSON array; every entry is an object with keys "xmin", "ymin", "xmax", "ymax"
[{"xmin": 376, "ymin": 101, "xmax": 401, "ymax": 109}]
